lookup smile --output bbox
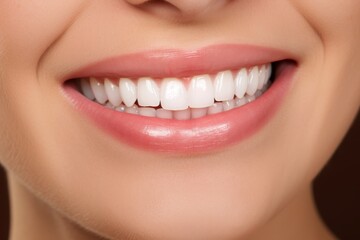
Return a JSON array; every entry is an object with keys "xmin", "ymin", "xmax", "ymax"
[
  {"xmin": 78, "ymin": 64, "xmax": 271, "ymax": 119},
  {"xmin": 63, "ymin": 44, "xmax": 296, "ymax": 153}
]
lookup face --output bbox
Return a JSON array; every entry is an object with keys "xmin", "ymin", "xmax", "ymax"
[{"xmin": 0, "ymin": 0, "xmax": 359, "ymax": 239}]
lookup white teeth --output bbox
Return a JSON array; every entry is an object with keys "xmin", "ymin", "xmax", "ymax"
[
  {"xmin": 115, "ymin": 104, "xmax": 126, "ymax": 112},
  {"xmin": 246, "ymin": 66, "xmax": 259, "ymax": 96},
  {"xmin": 246, "ymin": 95, "xmax": 256, "ymax": 103},
  {"xmin": 173, "ymin": 108, "xmax": 191, "ymax": 120},
  {"xmin": 161, "ymin": 78, "xmax": 188, "ymax": 111},
  {"xmin": 235, "ymin": 97, "xmax": 247, "ymax": 107},
  {"xmin": 119, "ymin": 78, "xmax": 137, "ymax": 107},
  {"xmin": 80, "ymin": 78, "xmax": 95, "ymax": 100},
  {"xmin": 222, "ymin": 100, "xmax": 235, "ymax": 111},
  {"xmin": 156, "ymin": 109, "xmax": 173, "ymax": 119},
  {"xmin": 139, "ymin": 107, "xmax": 156, "ymax": 117},
  {"xmin": 188, "ymin": 74, "xmax": 214, "ymax": 108},
  {"xmin": 191, "ymin": 108, "xmax": 208, "ymax": 119},
  {"xmin": 264, "ymin": 64, "xmax": 272, "ymax": 86},
  {"xmin": 257, "ymin": 65, "xmax": 267, "ymax": 90},
  {"xmin": 137, "ymin": 77, "xmax": 160, "ymax": 107},
  {"xmin": 81, "ymin": 63, "xmax": 273, "ymax": 119},
  {"xmin": 208, "ymin": 103, "xmax": 223, "ymax": 115},
  {"xmin": 214, "ymin": 70, "xmax": 235, "ymax": 101},
  {"xmin": 104, "ymin": 79, "xmax": 122, "ymax": 107},
  {"xmin": 235, "ymin": 68, "xmax": 248, "ymax": 99},
  {"xmin": 125, "ymin": 105, "xmax": 138, "ymax": 115},
  {"xmin": 90, "ymin": 77, "xmax": 108, "ymax": 104}
]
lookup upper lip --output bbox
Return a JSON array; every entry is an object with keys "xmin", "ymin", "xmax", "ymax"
[{"xmin": 64, "ymin": 44, "xmax": 293, "ymax": 81}]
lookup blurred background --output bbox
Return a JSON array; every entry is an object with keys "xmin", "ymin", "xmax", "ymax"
[{"xmin": 0, "ymin": 113, "xmax": 359, "ymax": 239}]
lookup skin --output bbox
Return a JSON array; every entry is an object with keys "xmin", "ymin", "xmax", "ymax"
[{"xmin": 0, "ymin": 0, "xmax": 359, "ymax": 239}]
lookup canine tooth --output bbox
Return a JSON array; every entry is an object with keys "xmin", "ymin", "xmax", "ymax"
[
  {"xmin": 125, "ymin": 105, "xmax": 139, "ymax": 115},
  {"xmin": 174, "ymin": 108, "xmax": 191, "ymax": 120},
  {"xmin": 188, "ymin": 74, "xmax": 214, "ymax": 108},
  {"xmin": 264, "ymin": 64, "xmax": 272, "ymax": 86},
  {"xmin": 214, "ymin": 70, "xmax": 235, "ymax": 101},
  {"xmin": 257, "ymin": 65, "xmax": 267, "ymax": 90},
  {"xmin": 90, "ymin": 78, "xmax": 108, "ymax": 104},
  {"xmin": 80, "ymin": 78, "xmax": 95, "ymax": 100},
  {"xmin": 223, "ymin": 100, "xmax": 235, "ymax": 111},
  {"xmin": 191, "ymin": 108, "xmax": 207, "ymax": 119},
  {"xmin": 246, "ymin": 66, "xmax": 259, "ymax": 96},
  {"xmin": 104, "ymin": 79, "xmax": 122, "ymax": 106},
  {"xmin": 139, "ymin": 107, "xmax": 156, "ymax": 117},
  {"xmin": 235, "ymin": 68, "xmax": 248, "ymax": 99},
  {"xmin": 156, "ymin": 109, "xmax": 173, "ymax": 119},
  {"xmin": 138, "ymin": 77, "xmax": 160, "ymax": 107},
  {"xmin": 208, "ymin": 103, "xmax": 223, "ymax": 115},
  {"xmin": 119, "ymin": 78, "xmax": 137, "ymax": 107},
  {"xmin": 161, "ymin": 78, "xmax": 188, "ymax": 110}
]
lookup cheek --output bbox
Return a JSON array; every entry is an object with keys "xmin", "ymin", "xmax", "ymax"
[
  {"xmin": 0, "ymin": 2, "xmax": 94, "ymax": 212},
  {"xmin": 289, "ymin": 0, "xmax": 360, "ymax": 158},
  {"xmin": 0, "ymin": 1, "xmax": 86, "ymax": 71},
  {"xmin": 292, "ymin": 0, "xmax": 360, "ymax": 44},
  {"xmin": 0, "ymin": 0, "xmax": 86, "ymax": 170}
]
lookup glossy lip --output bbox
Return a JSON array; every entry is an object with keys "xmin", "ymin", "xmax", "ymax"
[
  {"xmin": 63, "ymin": 44, "xmax": 296, "ymax": 153},
  {"xmin": 65, "ymin": 44, "xmax": 292, "ymax": 79}
]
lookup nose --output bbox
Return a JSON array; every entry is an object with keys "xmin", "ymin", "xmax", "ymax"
[{"xmin": 125, "ymin": 0, "xmax": 229, "ymax": 19}]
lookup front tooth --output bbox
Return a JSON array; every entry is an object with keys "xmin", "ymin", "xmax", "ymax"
[
  {"xmin": 188, "ymin": 74, "xmax": 214, "ymax": 108},
  {"xmin": 246, "ymin": 66, "xmax": 259, "ymax": 96},
  {"xmin": 119, "ymin": 78, "xmax": 137, "ymax": 107},
  {"xmin": 90, "ymin": 78, "xmax": 108, "ymax": 104},
  {"xmin": 161, "ymin": 78, "xmax": 188, "ymax": 110},
  {"xmin": 235, "ymin": 68, "xmax": 248, "ymax": 99},
  {"xmin": 139, "ymin": 107, "xmax": 156, "ymax": 117},
  {"xmin": 156, "ymin": 109, "xmax": 173, "ymax": 119},
  {"xmin": 104, "ymin": 78, "xmax": 122, "ymax": 106},
  {"xmin": 80, "ymin": 78, "xmax": 95, "ymax": 100},
  {"xmin": 208, "ymin": 103, "xmax": 223, "ymax": 115},
  {"xmin": 138, "ymin": 77, "xmax": 160, "ymax": 107},
  {"xmin": 174, "ymin": 108, "xmax": 191, "ymax": 120},
  {"xmin": 191, "ymin": 108, "xmax": 207, "ymax": 119},
  {"xmin": 214, "ymin": 70, "xmax": 235, "ymax": 101}
]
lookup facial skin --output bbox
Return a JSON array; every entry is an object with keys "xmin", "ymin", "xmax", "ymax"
[{"xmin": 0, "ymin": 0, "xmax": 359, "ymax": 240}]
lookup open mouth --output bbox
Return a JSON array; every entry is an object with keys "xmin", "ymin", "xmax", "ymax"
[
  {"xmin": 63, "ymin": 44, "xmax": 296, "ymax": 153},
  {"xmin": 75, "ymin": 63, "xmax": 272, "ymax": 120}
]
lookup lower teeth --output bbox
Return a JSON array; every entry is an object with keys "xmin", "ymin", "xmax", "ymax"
[{"xmin": 99, "ymin": 85, "xmax": 269, "ymax": 120}]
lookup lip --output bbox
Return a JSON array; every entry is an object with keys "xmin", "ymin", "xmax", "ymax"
[
  {"xmin": 65, "ymin": 44, "xmax": 292, "ymax": 79},
  {"xmin": 63, "ymin": 44, "xmax": 296, "ymax": 153}
]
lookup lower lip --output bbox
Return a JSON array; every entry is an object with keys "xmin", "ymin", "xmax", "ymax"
[{"xmin": 63, "ymin": 64, "xmax": 295, "ymax": 154}]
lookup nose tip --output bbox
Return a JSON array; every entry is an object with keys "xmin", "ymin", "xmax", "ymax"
[{"xmin": 125, "ymin": 0, "xmax": 228, "ymax": 19}]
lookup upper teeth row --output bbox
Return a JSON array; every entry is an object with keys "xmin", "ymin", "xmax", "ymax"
[{"xmin": 80, "ymin": 64, "xmax": 271, "ymax": 111}]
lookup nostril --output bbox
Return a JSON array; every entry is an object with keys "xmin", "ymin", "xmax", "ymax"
[
  {"xmin": 133, "ymin": 0, "xmax": 182, "ymax": 18},
  {"xmin": 142, "ymin": 0, "xmax": 180, "ymax": 12},
  {"xmin": 125, "ymin": 0, "xmax": 149, "ymax": 5},
  {"xmin": 125, "ymin": 0, "xmax": 228, "ymax": 22}
]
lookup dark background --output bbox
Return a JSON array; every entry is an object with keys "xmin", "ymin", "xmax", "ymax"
[{"xmin": 0, "ymin": 114, "xmax": 359, "ymax": 240}]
